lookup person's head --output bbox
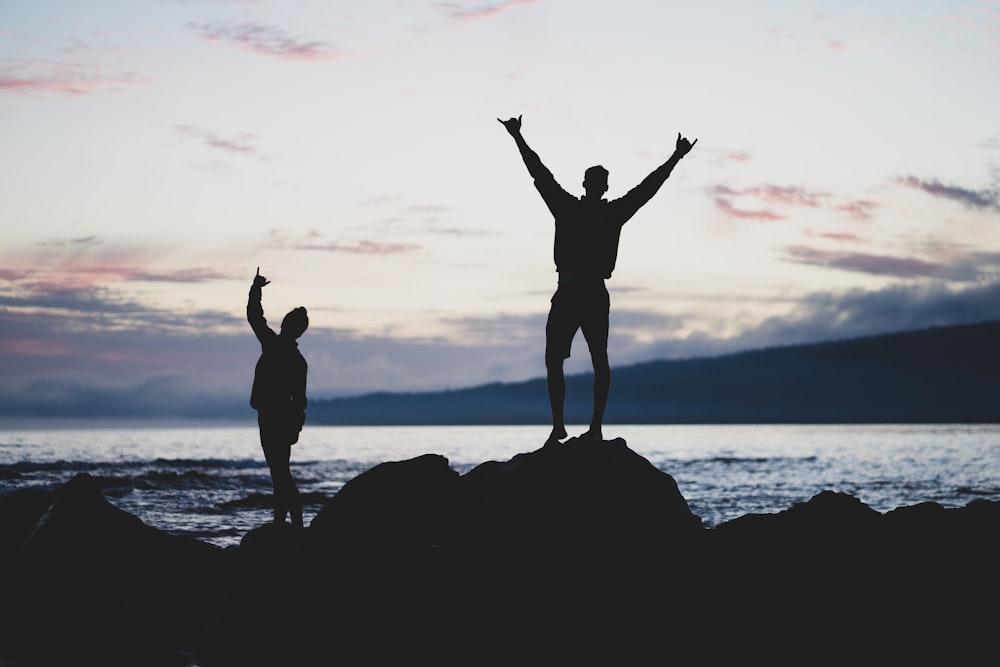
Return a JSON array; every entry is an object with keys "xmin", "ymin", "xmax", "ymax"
[
  {"xmin": 281, "ymin": 307, "xmax": 309, "ymax": 339},
  {"xmin": 583, "ymin": 165, "xmax": 609, "ymax": 199}
]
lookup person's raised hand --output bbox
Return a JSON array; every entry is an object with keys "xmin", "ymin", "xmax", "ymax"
[
  {"xmin": 676, "ymin": 132, "xmax": 698, "ymax": 157},
  {"xmin": 253, "ymin": 267, "xmax": 270, "ymax": 288},
  {"xmin": 497, "ymin": 115, "xmax": 522, "ymax": 135}
]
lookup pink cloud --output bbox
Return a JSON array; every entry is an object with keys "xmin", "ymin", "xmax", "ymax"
[
  {"xmin": 0, "ymin": 238, "xmax": 231, "ymax": 296},
  {"xmin": 436, "ymin": 0, "xmax": 539, "ymax": 22},
  {"xmin": 705, "ymin": 150, "xmax": 752, "ymax": 169},
  {"xmin": 0, "ymin": 268, "xmax": 34, "ymax": 281},
  {"xmin": 710, "ymin": 183, "xmax": 885, "ymax": 224},
  {"xmin": 835, "ymin": 199, "xmax": 879, "ymax": 222},
  {"xmin": 712, "ymin": 196, "xmax": 784, "ymax": 221},
  {"xmin": 189, "ymin": 21, "xmax": 351, "ymax": 62},
  {"xmin": 26, "ymin": 274, "xmax": 110, "ymax": 295},
  {"xmin": 816, "ymin": 232, "xmax": 861, "ymax": 242},
  {"xmin": 710, "ymin": 184, "xmax": 829, "ymax": 221},
  {"xmin": 711, "ymin": 184, "xmax": 827, "ymax": 208},
  {"xmin": 722, "ymin": 151, "xmax": 751, "ymax": 163},
  {"xmin": 1, "ymin": 340, "xmax": 72, "ymax": 357},
  {"xmin": 128, "ymin": 268, "xmax": 229, "ymax": 283},
  {"xmin": 745, "ymin": 185, "xmax": 827, "ymax": 207},
  {"xmin": 785, "ymin": 245, "xmax": 945, "ymax": 278},
  {"xmin": 0, "ymin": 61, "xmax": 143, "ymax": 96}
]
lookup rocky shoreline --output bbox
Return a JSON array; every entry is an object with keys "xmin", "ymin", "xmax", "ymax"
[{"xmin": 2, "ymin": 436, "xmax": 997, "ymax": 665}]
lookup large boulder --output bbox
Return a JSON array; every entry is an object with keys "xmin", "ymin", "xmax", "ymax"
[
  {"xmin": 697, "ymin": 490, "xmax": 1000, "ymax": 663},
  {"xmin": 0, "ymin": 485, "xmax": 54, "ymax": 570},
  {"xmin": 0, "ymin": 473, "xmax": 226, "ymax": 667},
  {"xmin": 454, "ymin": 436, "xmax": 702, "ymax": 555},
  {"xmin": 302, "ymin": 437, "xmax": 703, "ymax": 566},
  {"xmin": 8, "ymin": 472, "xmax": 222, "ymax": 588},
  {"xmin": 309, "ymin": 452, "xmax": 460, "ymax": 552},
  {"xmin": 11, "ymin": 472, "xmax": 222, "ymax": 584}
]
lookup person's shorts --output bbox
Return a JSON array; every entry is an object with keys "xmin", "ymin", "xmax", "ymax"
[
  {"xmin": 545, "ymin": 280, "xmax": 610, "ymax": 361},
  {"xmin": 258, "ymin": 409, "xmax": 305, "ymax": 447}
]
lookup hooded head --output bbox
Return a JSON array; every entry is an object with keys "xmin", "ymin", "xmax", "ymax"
[{"xmin": 280, "ymin": 307, "xmax": 309, "ymax": 340}]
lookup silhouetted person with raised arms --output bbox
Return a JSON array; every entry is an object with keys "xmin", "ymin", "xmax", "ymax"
[
  {"xmin": 498, "ymin": 114, "xmax": 697, "ymax": 444},
  {"xmin": 248, "ymin": 267, "xmax": 308, "ymax": 527}
]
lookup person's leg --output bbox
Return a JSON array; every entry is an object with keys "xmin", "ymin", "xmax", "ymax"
[
  {"xmin": 545, "ymin": 352, "xmax": 567, "ymax": 442},
  {"xmin": 583, "ymin": 343, "xmax": 609, "ymax": 441},
  {"xmin": 275, "ymin": 454, "xmax": 302, "ymax": 527},
  {"xmin": 261, "ymin": 440, "xmax": 289, "ymax": 524},
  {"xmin": 287, "ymin": 467, "xmax": 302, "ymax": 528},
  {"xmin": 545, "ymin": 290, "xmax": 575, "ymax": 443},
  {"xmin": 581, "ymin": 284, "xmax": 611, "ymax": 441},
  {"xmin": 262, "ymin": 437, "xmax": 302, "ymax": 525},
  {"xmin": 284, "ymin": 416, "xmax": 304, "ymax": 527},
  {"xmin": 259, "ymin": 418, "xmax": 284, "ymax": 523}
]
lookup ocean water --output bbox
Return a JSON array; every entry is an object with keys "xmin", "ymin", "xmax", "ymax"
[{"xmin": 1, "ymin": 422, "xmax": 998, "ymax": 548}]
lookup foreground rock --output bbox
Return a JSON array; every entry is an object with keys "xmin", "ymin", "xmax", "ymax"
[{"xmin": 1, "ymin": 437, "xmax": 997, "ymax": 666}]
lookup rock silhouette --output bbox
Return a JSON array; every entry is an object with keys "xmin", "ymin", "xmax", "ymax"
[{"xmin": 1, "ymin": 437, "xmax": 997, "ymax": 666}]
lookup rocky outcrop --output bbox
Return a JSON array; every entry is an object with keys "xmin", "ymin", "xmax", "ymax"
[
  {"xmin": 1, "ymin": 471, "xmax": 228, "ymax": 667},
  {"xmin": 1, "ymin": 437, "xmax": 997, "ymax": 666}
]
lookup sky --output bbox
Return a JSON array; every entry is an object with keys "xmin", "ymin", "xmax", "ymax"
[{"xmin": 1, "ymin": 0, "xmax": 999, "ymax": 418}]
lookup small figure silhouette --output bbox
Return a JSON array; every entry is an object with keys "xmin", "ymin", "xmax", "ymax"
[
  {"xmin": 498, "ymin": 114, "xmax": 697, "ymax": 444},
  {"xmin": 247, "ymin": 267, "xmax": 308, "ymax": 527}
]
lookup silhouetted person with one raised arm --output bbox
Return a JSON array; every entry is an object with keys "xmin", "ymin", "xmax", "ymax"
[
  {"xmin": 248, "ymin": 268, "xmax": 307, "ymax": 527},
  {"xmin": 498, "ymin": 114, "xmax": 697, "ymax": 444}
]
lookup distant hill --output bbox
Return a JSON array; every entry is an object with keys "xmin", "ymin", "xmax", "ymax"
[{"xmin": 309, "ymin": 320, "xmax": 1000, "ymax": 425}]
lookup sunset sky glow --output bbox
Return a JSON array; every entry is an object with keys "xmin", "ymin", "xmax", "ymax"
[{"xmin": 2, "ymin": 0, "xmax": 999, "ymax": 417}]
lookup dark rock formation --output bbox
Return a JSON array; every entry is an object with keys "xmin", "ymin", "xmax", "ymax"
[
  {"xmin": 1, "ymin": 437, "xmax": 997, "ymax": 666},
  {"xmin": 1, "ymin": 471, "xmax": 228, "ymax": 667},
  {"xmin": 453, "ymin": 436, "xmax": 703, "ymax": 551},
  {"xmin": 310, "ymin": 452, "xmax": 461, "ymax": 550}
]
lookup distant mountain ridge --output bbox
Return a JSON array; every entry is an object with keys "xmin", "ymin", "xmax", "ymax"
[{"xmin": 309, "ymin": 320, "xmax": 1000, "ymax": 425}]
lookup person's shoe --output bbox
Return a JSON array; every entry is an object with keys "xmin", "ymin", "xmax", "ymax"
[{"xmin": 547, "ymin": 426, "xmax": 568, "ymax": 444}]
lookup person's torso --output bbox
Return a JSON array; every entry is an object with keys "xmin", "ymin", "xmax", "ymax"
[
  {"xmin": 552, "ymin": 197, "xmax": 624, "ymax": 279},
  {"xmin": 250, "ymin": 339, "xmax": 307, "ymax": 411}
]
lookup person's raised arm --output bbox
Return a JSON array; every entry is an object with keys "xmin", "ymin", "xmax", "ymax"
[
  {"xmin": 497, "ymin": 115, "xmax": 552, "ymax": 182},
  {"xmin": 619, "ymin": 132, "xmax": 698, "ymax": 217},
  {"xmin": 247, "ymin": 267, "xmax": 273, "ymax": 342}
]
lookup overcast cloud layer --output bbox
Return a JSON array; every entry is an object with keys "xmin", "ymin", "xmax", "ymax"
[{"xmin": 2, "ymin": 1, "xmax": 999, "ymax": 418}]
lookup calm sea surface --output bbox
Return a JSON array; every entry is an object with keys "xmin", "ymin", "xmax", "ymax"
[{"xmin": 2, "ymin": 422, "xmax": 998, "ymax": 548}]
